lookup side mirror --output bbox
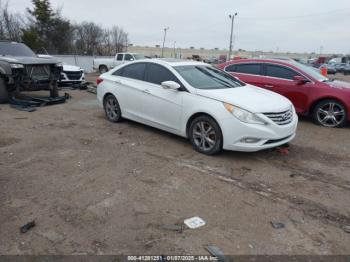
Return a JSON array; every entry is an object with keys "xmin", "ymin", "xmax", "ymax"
[
  {"xmin": 129, "ymin": 58, "xmax": 134, "ymax": 61},
  {"xmin": 293, "ymin": 75, "xmax": 309, "ymax": 85},
  {"xmin": 161, "ymin": 81, "xmax": 181, "ymax": 90}
]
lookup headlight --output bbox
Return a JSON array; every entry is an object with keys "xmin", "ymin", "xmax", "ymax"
[
  {"xmin": 10, "ymin": 63, "xmax": 24, "ymax": 69},
  {"xmin": 224, "ymin": 103, "xmax": 267, "ymax": 125}
]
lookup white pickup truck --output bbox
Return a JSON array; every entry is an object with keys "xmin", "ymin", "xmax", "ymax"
[{"xmin": 93, "ymin": 53, "xmax": 145, "ymax": 73}]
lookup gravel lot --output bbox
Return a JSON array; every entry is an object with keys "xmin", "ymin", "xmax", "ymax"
[{"xmin": 0, "ymin": 73, "xmax": 350, "ymax": 255}]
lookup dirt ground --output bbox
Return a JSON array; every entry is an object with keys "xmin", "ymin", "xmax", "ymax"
[{"xmin": 0, "ymin": 73, "xmax": 350, "ymax": 255}]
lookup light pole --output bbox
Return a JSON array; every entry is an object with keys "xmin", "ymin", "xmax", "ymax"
[
  {"xmin": 173, "ymin": 41, "xmax": 176, "ymax": 58},
  {"xmin": 162, "ymin": 27, "xmax": 170, "ymax": 57},
  {"xmin": 228, "ymin": 13, "xmax": 238, "ymax": 61}
]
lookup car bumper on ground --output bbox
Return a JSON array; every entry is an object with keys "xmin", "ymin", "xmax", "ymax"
[{"xmin": 220, "ymin": 113, "xmax": 298, "ymax": 152}]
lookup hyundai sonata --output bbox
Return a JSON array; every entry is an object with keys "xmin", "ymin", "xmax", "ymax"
[{"xmin": 97, "ymin": 59, "xmax": 298, "ymax": 155}]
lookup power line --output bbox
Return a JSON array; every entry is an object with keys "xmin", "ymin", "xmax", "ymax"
[{"xmin": 238, "ymin": 8, "xmax": 350, "ymax": 20}]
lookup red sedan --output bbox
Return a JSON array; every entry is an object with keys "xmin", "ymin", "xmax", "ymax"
[{"xmin": 217, "ymin": 59, "xmax": 350, "ymax": 127}]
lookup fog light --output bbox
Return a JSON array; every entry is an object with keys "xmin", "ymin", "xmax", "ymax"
[{"xmin": 240, "ymin": 138, "xmax": 261, "ymax": 144}]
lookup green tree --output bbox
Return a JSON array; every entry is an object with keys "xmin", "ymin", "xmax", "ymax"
[{"xmin": 22, "ymin": 0, "xmax": 73, "ymax": 54}]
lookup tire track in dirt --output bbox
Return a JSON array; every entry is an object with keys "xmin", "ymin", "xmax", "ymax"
[
  {"xmin": 144, "ymin": 151, "xmax": 350, "ymax": 231},
  {"xmin": 255, "ymin": 158, "xmax": 350, "ymax": 192}
]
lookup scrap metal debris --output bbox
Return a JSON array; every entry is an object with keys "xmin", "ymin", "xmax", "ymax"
[
  {"xmin": 343, "ymin": 225, "xmax": 350, "ymax": 233},
  {"xmin": 205, "ymin": 245, "xmax": 226, "ymax": 262},
  {"xmin": 20, "ymin": 221, "xmax": 36, "ymax": 233},
  {"xmin": 86, "ymin": 82, "xmax": 97, "ymax": 94},
  {"xmin": 270, "ymin": 221, "xmax": 285, "ymax": 229},
  {"xmin": 9, "ymin": 93, "xmax": 70, "ymax": 112},
  {"xmin": 159, "ymin": 224, "xmax": 184, "ymax": 233}
]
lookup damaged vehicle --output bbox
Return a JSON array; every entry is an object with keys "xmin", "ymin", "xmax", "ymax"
[
  {"xmin": 0, "ymin": 41, "xmax": 62, "ymax": 103},
  {"xmin": 38, "ymin": 55, "xmax": 86, "ymax": 87}
]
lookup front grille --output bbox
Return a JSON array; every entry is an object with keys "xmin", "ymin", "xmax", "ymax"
[
  {"xmin": 25, "ymin": 65, "xmax": 51, "ymax": 81},
  {"xmin": 64, "ymin": 71, "xmax": 83, "ymax": 80},
  {"xmin": 264, "ymin": 109, "xmax": 293, "ymax": 125}
]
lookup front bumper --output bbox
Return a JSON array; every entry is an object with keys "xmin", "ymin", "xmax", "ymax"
[
  {"xmin": 59, "ymin": 71, "xmax": 85, "ymax": 85},
  {"xmin": 220, "ymin": 112, "xmax": 298, "ymax": 152}
]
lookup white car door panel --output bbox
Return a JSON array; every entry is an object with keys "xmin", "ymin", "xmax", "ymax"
[
  {"xmin": 108, "ymin": 62, "xmax": 148, "ymax": 121},
  {"xmin": 142, "ymin": 82, "xmax": 183, "ymax": 130}
]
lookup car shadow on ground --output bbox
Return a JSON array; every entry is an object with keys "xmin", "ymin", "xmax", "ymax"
[{"xmin": 109, "ymin": 117, "xmax": 284, "ymax": 159}]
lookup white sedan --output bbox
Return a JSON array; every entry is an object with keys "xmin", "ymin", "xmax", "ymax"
[{"xmin": 97, "ymin": 59, "xmax": 298, "ymax": 155}]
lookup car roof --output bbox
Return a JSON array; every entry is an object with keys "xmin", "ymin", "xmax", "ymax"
[
  {"xmin": 139, "ymin": 58, "xmax": 208, "ymax": 67},
  {"xmin": 224, "ymin": 58, "xmax": 303, "ymax": 68}
]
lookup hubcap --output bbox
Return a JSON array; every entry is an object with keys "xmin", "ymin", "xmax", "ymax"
[
  {"xmin": 317, "ymin": 102, "xmax": 345, "ymax": 127},
  {"xmin": 105, "ymin": 98, "xmax": 118, "ymax": 120},
  {"xmin": 193, "ymin": 121, "xmax": 217, "ymax": 151}
]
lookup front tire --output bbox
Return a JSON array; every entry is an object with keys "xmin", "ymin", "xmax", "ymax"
[
  {"xmin": 0, "ymin": 77, "xmax": 9, "ymax": 103},
  {"xmin": 189, "ymin": 115, "xmax": 223, "ymax": 155},
  {"xmin": 103, "ymin": 95, "xmax": 122, "ymax": 123},
  {"xmin": 313, "ymin": 99, "xmax": 347, "ymax": 128}
]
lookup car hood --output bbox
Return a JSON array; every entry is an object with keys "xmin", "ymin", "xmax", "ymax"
[
  {"xmin": 327, "ymin": 80, "xmax": 350, "ymax": 90},
  {"xmin": 0, "ymin": 56, "xmax": 59, "ymax": 65},
  {"xmin": 196, "ymin": 85, "xmax": 292, "ymax": 113},
  {"xmin": 63, "ymin": 64, "xmax": 82, "ymax": 72}
]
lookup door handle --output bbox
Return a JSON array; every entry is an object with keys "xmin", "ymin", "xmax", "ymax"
[
  {"xmin": 143, "ymin": 89, "xmax": 151, "ymax": 94},
  {"xmin": 114, "ymin": 79, "xmax": 121, "ymax": 84},
  {"xmin": 264, "ymin": 85, "xmax": 274, "ymax": 88}
]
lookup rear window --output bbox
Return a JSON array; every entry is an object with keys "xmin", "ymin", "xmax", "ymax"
[
  {"xmin": 124, "ymin": 54, "xmax": 134, "ymax": 61},
  {"xmin": 119, "ymin": 63, "xmax": 146, "ymax": 80},
  {"xmin": 227, "ymin": 63, "xmax": 262, "ymax": 75}
]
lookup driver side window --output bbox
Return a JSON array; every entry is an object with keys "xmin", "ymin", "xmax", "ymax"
[
  {"xmin": 145, "ymin": 63, "xmax": 181, "ymax": 86},
  {"xmin": 265, "ymin": 64, "xmax": 300, "ymax": 80}
]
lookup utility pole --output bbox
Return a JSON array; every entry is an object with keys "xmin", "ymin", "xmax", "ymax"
[
  {"xmin": 173, "ymin": 41, "xmax": 176, "ymax": 58},
  {"xmin": 228, "ymin": 13, "xmax": 238, "ymax": 61},
  {"xmin": 162, "ymin": 27, "xmax": 170, "ymax": 58}
]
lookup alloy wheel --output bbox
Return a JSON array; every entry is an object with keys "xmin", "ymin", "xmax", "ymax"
[
  {"xmin": 192, "ymin": 121, "xmax": 217, "ymax": 152},
  {"xmin": 105, "ymin": 97, "xmax": 119, "ymax": 121},
  {"xmin": 316, "ymin": 102, "xmax": 345, "ymax": 127}
]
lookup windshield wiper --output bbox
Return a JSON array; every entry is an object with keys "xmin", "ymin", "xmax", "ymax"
[{"xmin": 322, "ymin": 79, "xmax": 334, "ymax": 82}]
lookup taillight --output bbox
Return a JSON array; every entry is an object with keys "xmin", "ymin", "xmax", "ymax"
[{"xmin": 96, "ymin": 78, "xmax": 103, "ymax": 85}]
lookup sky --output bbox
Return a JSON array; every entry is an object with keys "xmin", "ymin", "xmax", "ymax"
[{"xmin": 8, "ymin": 0, "xmax": 350, "ymax": 54}]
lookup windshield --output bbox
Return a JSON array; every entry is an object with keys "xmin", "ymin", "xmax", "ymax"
[
  {"xmin": 175, "ymin": 65, "xmax": 244, "ymax": 89},
  {"xmin": 133, "ymin": 54, "xmax": 145, "ymax": 60},
  {"xmin": 293, "ymin": 62, "xmax": 328, "ymax": 82},
  {"xmin": 0, "ymin": 42, "xmax": 36, "ymax": 57}
]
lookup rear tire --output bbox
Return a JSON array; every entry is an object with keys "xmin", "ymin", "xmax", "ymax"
[
  {"xmin": 103, "ymin": 94, "xmax": 122, "ymax": 122},
  {"xmin": 0, "ymin": 77, "xmax": 9, "ymax": 103},
  {"xmin": 99, "ymin": 65, "xmax": 108, "ymax": 74},
  {"xmin": 312, "ymin": 99, "xmax": 347, "ymax": 128},
  {"xmin": 189, "ymin": 115, "xmax": 223, "ymax": 155}
]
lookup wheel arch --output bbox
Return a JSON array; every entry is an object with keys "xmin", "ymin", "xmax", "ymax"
[
  {"xmin": 185, "ymin": 112, "xmax": 223, "ymax": 138},
  {"xmin": 309, "ymin": 96, "xmax": 348, "ymax": 116},
  {"xmin": 103, "ymin": 92, "xmax": 115, "ymax": 105}
]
